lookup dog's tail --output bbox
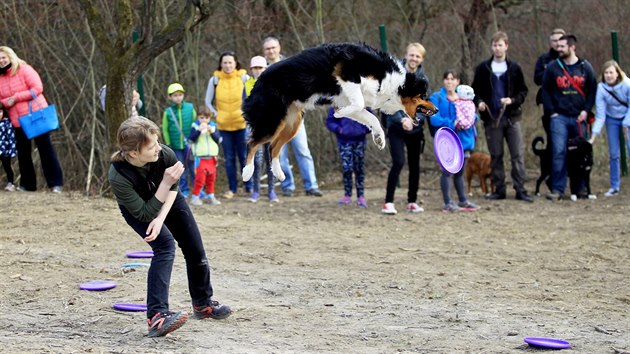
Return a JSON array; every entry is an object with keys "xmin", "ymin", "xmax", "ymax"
[
  {"xmin": 532, "ymin": 136, "xmax": 546, "ymax": 156},
  {"xmin": 242, "ymin": 80, "xmax": 288, "ymax": 145}
]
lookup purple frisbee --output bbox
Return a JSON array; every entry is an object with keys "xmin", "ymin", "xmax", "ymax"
[
  {"xmin": 126, "ymin": 251, "xmax": 154, "ymax": 259},
  {"xmin": 113, "ymin": 303, "xmax": 147, "ymax": 312},
  {"xmin": 434, "ymin": 127, "xmax": 464, "ymax": 174},
  {"xmin": 524, "ymin": 337, "xmax": 571, "ymax": 349},
  {"xmin": 79, "ymin": 280, "xmax": 117, "ymax": 291}
]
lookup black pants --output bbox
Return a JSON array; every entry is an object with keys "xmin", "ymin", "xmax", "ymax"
[
  {"xmin": 15, "ymin": 128, "xmax": 63, "ymax": 190},
  {"xmin": 120, "ymin": 193, "xmax": 213, "ymax": 318},
  {"xmin": 484, "ymin": 120, "xmax": 527, "ymax": 194},
  {"xmin": 1, "ymin": 156, "xmax": 13, "ymax": 183},
  {"xmin": 385, "ymin": 129, "xmax": 423, "ymax": 203}
]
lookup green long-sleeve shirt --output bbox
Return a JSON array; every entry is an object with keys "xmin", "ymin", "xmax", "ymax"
[{"xmin": 108, "ymin": 145, "xmax": 178, "ymax": 222}]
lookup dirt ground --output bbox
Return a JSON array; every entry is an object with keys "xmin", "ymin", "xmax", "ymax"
[{"xmin": 0, "ymin": 168, "xmax": 629, "ymax": 354}]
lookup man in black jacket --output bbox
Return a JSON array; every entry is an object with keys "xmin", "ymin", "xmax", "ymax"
[
  {"xmin": 541, "ymin": 34, "xmax": 597, "ymax": 201},
  {"xmin": 534, "ymin": 28, "xmax": 566, "ymax": 141},
  {"xmin": 472, "ymin": 31, "xmax": 532, "ymax": 202}
]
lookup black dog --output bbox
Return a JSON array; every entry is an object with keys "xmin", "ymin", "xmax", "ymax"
[
  {"xmin": 532, "ymin": 136, "xmax": 552, "ymax": 195},
  {"xmin": 567, "ymin": 135, "xmax": 594, "ymax": 200}
]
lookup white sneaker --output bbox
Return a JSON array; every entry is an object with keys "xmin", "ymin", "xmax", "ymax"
[
  {"xmin": 4, "ymin": 182, "xmax": 15, "ymax": 192},
  {"xmin": 604, "ymin": 189, "xmax": 619, "ymax": 197},
  {"xmin": 190, "ymin": 195, "xmax": 203, "ymax": 206},
  {"xmin": 381, "ymin": 202, "xmax": 397, "ymax": 215},
  {"xmin": 406, "ymin": 202, "xmax": 424, "ymax": 213},
  {"xmin": 207, "ymin": 196, "xmax": 221, "ymax": 205},
  {"xmin": 51, "ymin": 186, "xmax": 62, "ymax": 193}
]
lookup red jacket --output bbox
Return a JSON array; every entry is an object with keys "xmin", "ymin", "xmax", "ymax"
[{"xmin": 0, "ymin": 64, "xmax": 48, "ymax": 127}]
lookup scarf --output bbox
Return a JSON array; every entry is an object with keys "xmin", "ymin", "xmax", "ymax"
[{"xmin": 0, "ymin": 63, "xmax": 12, "ymax": 75}]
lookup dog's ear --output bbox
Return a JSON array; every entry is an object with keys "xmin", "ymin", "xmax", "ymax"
[{"xmin": 399, "ymin": 73, "xmax": 428, "ymax": 99}]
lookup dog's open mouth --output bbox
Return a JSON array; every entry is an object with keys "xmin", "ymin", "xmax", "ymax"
[{"xmin": 418, "ymin": 106, "xmax": 438, "ymax": 117}]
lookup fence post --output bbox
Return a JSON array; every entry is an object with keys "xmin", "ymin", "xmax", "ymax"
[
  {"xmin": 379, "ymin": 25, "xmax": 388, "ymax": 53},
  {"xmin": 133, "ymin": 30, "xmax": 146, "ymax": 116},
  {"xmin": 611, "ymin": 31, "xmax": 627, "ymax": 176}
]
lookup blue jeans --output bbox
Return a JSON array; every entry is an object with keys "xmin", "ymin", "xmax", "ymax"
[
  {"xmin": 119, "ymin": 193, "xmax": 213, "ymax": 318},
  {"xmin": 280, "ymin": 121, "xmax": 319, "ymax": 192},
  {"xmin": 173, "ymin": 149, "xmax": 195, "ymax": 196},
  {"xmin": 252, "ymin": 142, "xmax": 275, "ymax": 195},
  {"xmin": 440, "ymin": 157, "xmax": 468, "ymax": 205},
  {"xmin": 220, "ymin": 129, "xmax": 252, "ymax": 193},
  {"xmin": 550, "ymin": 114, "xmax": 584, "ymax": 194},
  {"xmin": 605, "ymin": 117, "xmax": 624, "ymax": 190}
]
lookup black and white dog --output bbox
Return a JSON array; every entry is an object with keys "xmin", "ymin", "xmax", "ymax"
[{"xmin": 241, "ymin": 42, "xmax": 438, "ymax": 182}]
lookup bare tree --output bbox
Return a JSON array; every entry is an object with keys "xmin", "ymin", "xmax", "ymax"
[{"xmin": 77, "ymin": 0, "xmax": 212, "ymax": 148}]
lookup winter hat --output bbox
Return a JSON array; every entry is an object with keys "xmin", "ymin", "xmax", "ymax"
[{"xmin": 250, "ymin": 56, "xmax": 267, "ymax": 68}]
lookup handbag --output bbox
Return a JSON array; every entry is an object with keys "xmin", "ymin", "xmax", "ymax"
[{"xmin": 17, "ymin": 90, "xmax": 59, "ymax": 139}]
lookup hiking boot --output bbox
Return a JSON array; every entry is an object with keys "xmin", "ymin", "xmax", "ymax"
[
  {"xmin": 190, "ymin": 195, "xmax": 203, "ymax": 206},
  {"xmin": 306, "ymin": 189, "xmax": 323, "ymax": 197},
  {"xmin": 356, "ymin": 196, "xmax": 368, "ymax": 208},
  {"xmin": 248, "ymin": 192, "xmax": 259, "ymax": 203},
  {"xmin": 515, "ymin": 191, "xmax": 534, "ymax": 203},
  {"xmin": 458, "ymin": 200, "xmax": 480, "ymax": 211},
  {"xmin": 4, "ymin": 183, "xmax": 15, "ymax": 192},
  {"xmin": 406, "ymin": 202, "xmax": 424, "ymax": 213},
  {"xmin": 207, "ymin": 196, "xmax": 221, "ymax": 205},
  {"xmin": 269, "ymin": 191, "xmax": 279, "ymax": 203},
  {"xmin": 485, "ymin": 192, "xmax": 506, "ymax": 200},
  {"xmin": 546, "ymin": 191, "xmax": 562, "ymax": 201},
  {"xmin": 147, "ymin": 311, "xmax": 188, "ymax": 337},
  {"xmin": 193, "ymin": 300, "xmax": 232, "ymax": 320},
  {"xmin": 604, "ymin": 188, "xmax": 619, "ymax": 197},
  {"xmin": 443, "ymin": 202, "xmax": 461, "ymax": 213},
  {"xmin": 381, "ymin": 202, "xmax": 397, "ymax": 215},
  {"xmin": 282, "ymin": 189, "xmax": 294, "ymax": 197},
  {"xmin": 338, "ymin": 195, "xmax": 352, "ymax": 205}
]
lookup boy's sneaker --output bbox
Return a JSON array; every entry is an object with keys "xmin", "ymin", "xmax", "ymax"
[
  {"xmin": 604, "ymin": 188, "xmax": 619, "ymax": 197},
  {"xmin": 458, "ymin": 200, "xmax": 480, "ymax": 211},
  {"xmin": 207, "ymin": 196, "xmax": 221, "ymax": 205},
  {"xmin": 442, "ymin": 202, "xmax": 461, "ymax": 213},
  {"xmin": 407, "ymin": 202, "xmax": 424, "ymax": 213},
  {"xmin": 269, "ymin": 191, "xmax": 279, "ymax": 203},
  {"xmin": 193, "ymin": 300, "xmax": 233, "ymax": 320},
  {"xmin": 147, "ymin": 311, "xmax": 188, "ymax": 337},
  {"xmin": 356, "ymin": 196, "xmax": 368, "ymax": 208},
  {"xmin": 190, "ymin": 195, "xmax": 203, "ymax": 206},
  {"xmin": 181, "ymin": 191, "xmax": 190, "ymax": 198},
  {"xmin": 248, "ymin": 192, "xmax": 259, "ymax": 203},
  {"xmin": 381, "ymin": 202, "xmax": 397, "ymax": 215},
  {"xmin": 5, "ymin": 183, "xmax": 15, "ymax": 192},
  {"xmin": 338, "ymin": 195, "xmax": 352, "ymax": 205},
  {"xmin": 222, "ymin": 191, "xmax": 234, "ymax": 199}
]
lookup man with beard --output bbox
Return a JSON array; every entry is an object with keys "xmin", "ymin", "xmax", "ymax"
[
  {"xmin": 534, "ymin": 28, "xmax": 566, "ymax": 141},
  {"xmin": 472, "ymin": 31, "xmax": 532, "ymax": 203},
  {"xmin": 541, "ymin": 34, "xmax": 597, "ymax": 201}
]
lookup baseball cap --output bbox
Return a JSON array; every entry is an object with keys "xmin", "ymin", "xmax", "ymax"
[
  {"xmin": 167, "ymin": 83, "xmax": 185, "ymax": 95},
  {"xmin": 250, "ymin": 56, "xmax": 267, "ymax": 68}
]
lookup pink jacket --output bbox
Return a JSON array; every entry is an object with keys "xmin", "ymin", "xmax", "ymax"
[{"xmin": 0, "ymin": 64, "xmax": 48, "ymax": 128}]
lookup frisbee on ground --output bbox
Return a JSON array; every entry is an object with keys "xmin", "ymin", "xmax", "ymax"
[
  {"xmin": 121, "ymin": 262, "xmax": 150, "ymax": 268},
  {"xmin": 524, "ymin": 337, "xmax": 571, "ymax": 349},
  {"xmin": 79, "ymin": 280, "xmax": 117, "ymax": 291},
  {"xmin": 113, "ymin": 303, "xmax": 147, "ymax": 312},
  {"xmin": 433, "ymin": 127, "xmax": 464, "ymax": 174},
  {"xmin": 126, "ymin": 251, "xmax": 154, "ymax": 258}
]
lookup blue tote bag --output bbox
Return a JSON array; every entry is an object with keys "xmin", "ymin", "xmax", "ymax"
[{"xmin": 17, "ymin": 90, "xmax": 59, "ymax": 139}]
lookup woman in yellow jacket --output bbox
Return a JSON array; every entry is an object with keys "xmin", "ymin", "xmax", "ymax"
[{"xmin": 205, "ymin": 51, "xmax": 252, "ymax": 198}]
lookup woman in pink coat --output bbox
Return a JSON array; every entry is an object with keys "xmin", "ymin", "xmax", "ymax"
[{"xmin": 0, "ymin": 46, "xmax": 63, "ymax": 192}]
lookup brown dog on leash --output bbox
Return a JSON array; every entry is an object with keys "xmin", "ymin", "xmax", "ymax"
[{"xmin": 466, "ymin": 152, "xmax": 493, "ymax": 196}]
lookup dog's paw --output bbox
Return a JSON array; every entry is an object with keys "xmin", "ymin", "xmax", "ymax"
[
  {"xmin": 242, "ymin": 164, "xmax": 255, "ymax": 182},
  {"xmin": 372, "ymin": 130, "xmax": 386, "ymax": 150},
  {"xmin": 271, "ymin": 159, "xmax": 285, "ymax": 181}
]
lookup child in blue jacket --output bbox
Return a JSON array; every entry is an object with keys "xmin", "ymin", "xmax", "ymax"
[
  {"xmin": 326, "ymin": 107, "xmax": 371, "ymax": 207},
  {"xmin": 429, "ymin": 70, "xmax": 480, "ymax": 212}
]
